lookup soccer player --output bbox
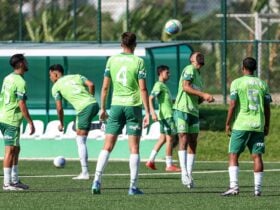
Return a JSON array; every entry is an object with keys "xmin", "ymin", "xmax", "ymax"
[
  {"xmin": 173, "ymin": 52, "xmax": 214, "ymax": 188},
  {"xmin": 146, "ymin": 65, "xmax": 180, "ymax": 172},
  {"xmin": 49, "ymin": 64, "xmax": 99, "ymax": 180},
  {"xmin": 91, "ymin": 32, "xmax": 150, "ymax": 195},
  {"xmin": 221, "ymin": 57, "xmax": 271, "ymax": 197},
  {"xmin": 0, "ymin": 54, "xmax": 35, "ymax": 190}
]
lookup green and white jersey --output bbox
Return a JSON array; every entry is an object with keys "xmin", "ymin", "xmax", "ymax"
[
  {"xmin": 173, "ymin": 64, "xmax": 203, "ymax": 117},
  {"xmin": 230, "ymin": 75, "xmax": 272, "ymax": 132},
  {"xmin": 150, "ymin": 81, "xmax": 173, "ymax": 120},
  {"xmin": 52, "ymin": 74, "xmax": 97, "ymax": 114},
  {"xmin": 0, "ymin": 73, "xmax": 27, "ymax": 127},
  {"xmin": 104, "ymin": 53, "xmax": 146, "ymax": 106}
]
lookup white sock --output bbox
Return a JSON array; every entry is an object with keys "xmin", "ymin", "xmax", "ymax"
[
  {"xmin": 129, "ymin": 154, "xmax": 140, "ymax": 189},
  {"xmin": 178, "ymin": 150, "xmax": 187, "ymax": 175},
  {"xmin": 254, "ymin": 172, "xmax": 263, "ymax": 192},
  {"xmin": 149, "ymin": 150, "xmax": 157, "ymax": 162},
  {"xmin": 229, "ymin": 166, "xmax": 239, "ymax": 188},
  {"xmin": 11, "ymin": 165, "xmax": 19, "ymax": 183},
  {"xmin": 187, "ymin": 154, "xmax": 195, "ymax": 176},
  {"xmin": 166, "ymin": 156, "xmax": 172, "ymax": 167},
  {"xmin": 3, "ymin": 168, "xmax": 12, "ymax": 186},
  {"xmin": 94, "ymin": 150, "xmax": 110, "ymax": 183},
  {"xmin": 76, "ymin": 135, "xmax": 88, "ymax": 174}
]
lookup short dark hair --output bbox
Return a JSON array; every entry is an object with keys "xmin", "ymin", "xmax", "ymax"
[
  {"xmin": 189, "ymin": 52, "xmax": 205, "ymax": 66},
  {"xmin": 243, "ymin": 57, "xmax": 257, "ymax": 72},
  {"xmin": 121, "ymin": 32, "xmax": 137, "ymax": 48},
  {"xmin": 49, "ymin": 64, "xmax": 64, "ymax": 74},
  {"xmin": 9, "ymin": 54, "xmax": 26, "ymax": 69},
  {"xmin": 157, "ymin": 65, "xmax": 169, "ymax": 76}
]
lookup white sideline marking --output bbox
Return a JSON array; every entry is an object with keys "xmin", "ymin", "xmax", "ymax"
[{"xmin": 10, "ymin": 168, "xmax": 280, "ymax": 178}]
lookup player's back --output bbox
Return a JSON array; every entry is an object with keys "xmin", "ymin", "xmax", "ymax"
[
  {"xmin": 106, "ymin": 53, "xmax": 145, "ymax": 106},
  {"xmin": 231, "ymin": 75, "xmax": 269, "ymax": 131}
]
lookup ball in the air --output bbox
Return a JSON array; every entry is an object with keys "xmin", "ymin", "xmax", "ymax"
[{"xmin": 164, "ymin": 19, "xmax": 182, "ymax": 35}]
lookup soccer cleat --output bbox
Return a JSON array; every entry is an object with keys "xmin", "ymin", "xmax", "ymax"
[
  {"xmin": 146, "ymin": 161, "xmax": 157, "ymax": 170},
  {"xmin": 165, "ymin": 165, "xmax": 181, "ymax": 172},
  {"xmin": 254, "ymin": 190, "xmax": 261, "ymax": 197},
  {"xmin": 12, "ymin": 181, "xmax": 29, "ymax": 190},
  {"xmin": 91, "ymin": 181, "xmax": 101, "ymax": 194},
  {"xmin": 181, "ymin": 173, "xmax": 191, "ymax": 187},
  {"xmin": 221, "ymin": 186, "xmax": 240, "ymax": 196},
  {"xmin": 3, "ymin": 184, "xmax": 23, "ymax": 191},
  {"xmin": 128, "ymin": 187, "xmax": 144, "ymax": 195},
  {"xmin": 187, "ymin": 175, "xmax": 195, "ymax": 189},
  {"xmin": 72, "ymin": 173, "xmax": 90, "ymax": 180}
]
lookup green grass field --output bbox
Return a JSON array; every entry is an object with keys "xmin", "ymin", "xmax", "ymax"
[{"xmin": 0, "ymin": 160, "xmax": 279, "ymax": 210}]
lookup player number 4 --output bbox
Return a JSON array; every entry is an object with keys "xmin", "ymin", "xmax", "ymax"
[{"xmin": 116, "ymin": 67, "xmax": 127, "ymax": 86}]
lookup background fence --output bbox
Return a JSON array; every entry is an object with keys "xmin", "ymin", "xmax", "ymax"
[{"xmin": 1, "ymin": 0, "xmax": 280, "ymax": 109}]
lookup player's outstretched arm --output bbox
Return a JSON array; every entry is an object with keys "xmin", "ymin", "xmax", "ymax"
[
  {"xmin": 149, "ymin": 95, "xmax": 158, "ymax": 122},
  {"xmin": 225, "ymin": 99, "xmax": 236, "ymax": 136},
  {"xmin": 264, "ymin": 102, "xmax": 270, "ymax": 136},
  {"xmin": 84, "ymin": 79, "xmax": 95, "ymax": 95}
]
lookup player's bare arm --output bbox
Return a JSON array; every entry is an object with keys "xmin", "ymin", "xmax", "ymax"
[
  {"xmin": 264, "ymin": 102, "xmax": 270, "ymax": 136},
  {"xmin": 139, "ymin": 79, "xmax": 150, "ymax": 128},
  {"xmin": 149, "ymin": 95, "xmax": 158, "ymax": 122},
  {"xmin": 100, "ymin": 77, "xmax": 110, "ymax": 121},
  {"xmin": 84, "ymin": 79, "xmax": 95, "ymax": 95},
  {"xmin": 182, "ymin": 80, "xmax": 215, "ymax": 102},
  {"xmin": 55, "ymin": 100, "xmax": 64, "ymax": 131},
  {"xmin": 18, "ymin": 100, "xmax": 35, "ymax": 135},
  {"xmin": 225, "ymin": 99, "xmax": 236, "ymax": 136}
]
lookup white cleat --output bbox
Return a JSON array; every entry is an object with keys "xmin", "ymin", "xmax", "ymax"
[
  {"xmin": 187, "ymin": 175, "xmax": 194, "ymax": 189},
  {"xmin": 181, "ymin": 173, "xmax": 191, "ymax": 187},
  {"xmin": 221, "ymin": 186, "xmax": 239, "ymax": 196},
  {"xmin": 72, "ymin": 173, "xmax": 90, "ymax": 180},
  {"xmin": 3, "ymin": 184, "xmax": 24, "ymax": 191}
]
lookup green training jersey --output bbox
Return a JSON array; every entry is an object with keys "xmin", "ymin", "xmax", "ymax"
[
  {"xmin": 104, "ymin": 53, "xmax": 146, "ymax": 106},
  {"xmin": 0, "ymin": 73, "xmax": 27, "ymax": 127},
  {"xmin": 52, "ymin": 74, "xmax": 97, "ymax": 114},
  {"xmin": 230, "ymin": 75, "xmax": 272, "ymax": 132},
  {"xmin": 173, "ymin": 64, "xmax": 203, "ymax": 117},
  {"xmin": 150, "ymin": 81, "xmax": 173, "ymax": 120}
]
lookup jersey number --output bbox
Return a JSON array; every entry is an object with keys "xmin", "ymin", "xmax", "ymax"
[{"xmin": 116, "ymin": 67, "xmax": 127, "ymax": 86}]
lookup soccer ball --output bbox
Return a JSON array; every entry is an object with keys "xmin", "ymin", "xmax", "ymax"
[
  {"xmin": 53, "ymin": 156, "xmax": 66, "ymax": 168},
  {"xmin": 164, "ymin": 19, "xmax": 182, "ymax": 35}
]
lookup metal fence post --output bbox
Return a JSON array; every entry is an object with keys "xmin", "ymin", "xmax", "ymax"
[
  {"xmin": 72, "ymin": 0, "xmax": 77, "ymax": 41},
  {"xmin": 97, "ymin": 0, "xmax": 102, "ymax": 43},
  {"xmin": 221, "ymin": 0, "xmax": 227, "ymax": 104},
  {"xmin": 18, "ymin": 0, "xmax": 23, "ymax": 41}
]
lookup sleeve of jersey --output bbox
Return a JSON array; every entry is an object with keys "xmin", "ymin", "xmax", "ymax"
[
  {"xmin": 150, "ymin": 83, "xmax": 160, "ymax": 97},
  {"xmin": 16, "ymin": 81, "xmax": 27, "ymax": 100},
  {"xmin": 264, "ymin": 82, "xmax": 272, "ymax": 104},
  {"xmin": 80, "ymin": 75, "xmax": 88, "ymax": 83},
  {"xmin": 229, "ymin": 80, "xmax": 238, "ymax": 101},
  {"xmin": 183, "ymin": 66, "xmax": 194, "ymax": 81},
  {"xmin": 52, "ymin": 86, "xmax": 62, "ymax": 101},
  {"xmin": 138, "ymin": 59, "xmax": 146, "ymax": 79},
  {"xmin": 104, "ymin": 59, "xmax": 111, "ymax": 78}
]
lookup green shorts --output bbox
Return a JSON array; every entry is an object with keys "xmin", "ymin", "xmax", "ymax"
[
  {"xmin": 229, "ymin": 130, "xmax": 265, "ymax": 155},
  {"xmin": 105, "ymin": 105, "xmax": 142, "ymax": 136},
  {"xmin": 159, "ymin": 118, "xmax": 176, "ymax": 135},
  {"xmin": 173, "ymin": 110, "xmax": 199, "ymax": 133},
  {"xmin": 76, "ymin": 103, "xmax": 99, "ymax": 131},
  {"xmin": 0, "ymin": 122, "xmax": 20, "ymax": 146}
]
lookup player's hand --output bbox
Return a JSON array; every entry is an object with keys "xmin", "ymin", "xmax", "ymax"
[
  {"xmin": 58, "ymin": 124, "xmax": 64, "ymax": 132},
  {"xmin": 99, "ymin": 109, "xmax": 108, "ymax": 122},
  {"xmin": 151, "ymin": 113, "xmax": 158, "ymax": 122},
  {"xmin": 203, "ymin": 93, "xmax": 215, "ymax": 103},
  {"xmin": 225, "ymin": 124, "xmax": 231, "ymax": 137},
  {"xmin": 29, "ymin": 122, "xmax": 35, "ymax": 135},
  {"xmin": 143, "ymin": 114, "xmax": 150, "ymax": 128}
]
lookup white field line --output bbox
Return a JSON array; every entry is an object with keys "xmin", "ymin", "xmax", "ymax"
[{"xmin": 6, "ymin": 168, "xmax": 280, "ymax": 178}]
